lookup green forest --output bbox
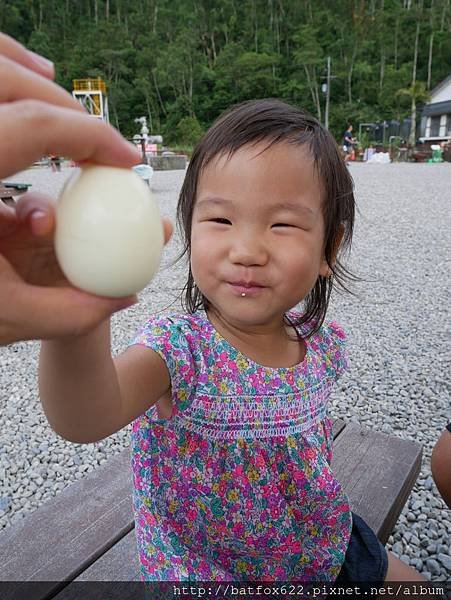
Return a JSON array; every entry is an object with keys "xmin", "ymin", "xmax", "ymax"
[{"xmin": 1, "ymin": 0, "xmax": 451, "ymax": 146}]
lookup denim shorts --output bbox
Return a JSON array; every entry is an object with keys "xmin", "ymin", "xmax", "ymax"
[{"xmin": 335, "ymin": 513, "xmax": 388, "ymax": 583}]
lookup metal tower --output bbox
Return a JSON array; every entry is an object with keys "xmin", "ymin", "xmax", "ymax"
[{"xmin": 72, "ymin": 78, "xmax": 109, "ymax": 123}]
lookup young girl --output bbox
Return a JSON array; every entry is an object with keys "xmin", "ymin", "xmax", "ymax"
[{"xmin": 39, "ymin": 99, "xmax": 424, "ymax": 583}]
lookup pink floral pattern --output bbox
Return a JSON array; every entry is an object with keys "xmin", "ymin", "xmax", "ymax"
[{"xmin": 131, "ymin": 311, "xmax": 351, "ymax": 581}]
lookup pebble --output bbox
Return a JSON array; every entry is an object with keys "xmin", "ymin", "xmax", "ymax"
[
  {"xmin": 437, "ymin": 553, "xmax": 451, "ymax": 570},
  {"xmin": 426, "ymin": 558, "xmax": 441, "ymax": 575},
  {"xmin": 0, "ymin": 165, "xmax": 450, "ymax": 581}
]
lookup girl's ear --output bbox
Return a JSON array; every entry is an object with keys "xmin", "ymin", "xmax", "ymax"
[{"xmin": 319, "ymin": 225, "xmax": 345, "ymax": 278}]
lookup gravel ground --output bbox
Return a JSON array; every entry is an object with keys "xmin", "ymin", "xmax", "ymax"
[{"xmin": 1, "ymin": 163, "xmax": 450, "ymax": 580}]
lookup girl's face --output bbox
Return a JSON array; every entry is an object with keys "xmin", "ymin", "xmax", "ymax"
[{"xmin": 191, "ymin": 141, "xmax": 329, "ymax": 330}]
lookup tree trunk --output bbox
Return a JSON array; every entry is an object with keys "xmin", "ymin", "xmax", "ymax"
[
  {"xmin": 379, "ymin": 0, "xmax": 385, "ymax": 90},
  {"xmin": 347, "ymin": 44, "xmax": 357, "ymax": 104},
  {"xmin": 409, "ymin": 96, "xmax": 416, "ymax": 147},
  {"xmin": 412, "ymin": 19, "xmax": 420, "ymax": 84},
  {"xmin": 152, "ymin": 70, "xmax": 167, "ymax": 116},
  {"xmin": 440, "ymin": 0, "xmax": 449, "ymax": 31},
  {"xmin": 380, "ymin": 46, "xmax": 385, "ymax": 92},
  {"xmin": 94, "ymin": 0, "xmax": 98, "ymax": 25},
  {"xmin": 427, "ymin": 0, "xmax": 434, "ymax": 89},
  {"xmin": 153, "ymin": 1, "xmax": 158, "ymax": 34},
  {"xmin": 394, "ymin": 16, "xmax": 399, "ymax": 69},
  {"xmin": 188, "ymin": 56, "xmax": 194, "ymax": 117},
  {"xmin": 303, "ymin": 65, "xmax": 321, "ymax": 122},
  {"xmin": 253, "ymin": 0, "xmax": 258, "ymax": 52},
  {"xmin": 105, "ymin": 0, "xmax": 110, "ymax": 21},
  {"xmin": 427, "ymin": 32, "xmax": 434, "ymax": 90},
  {"xmin": 210, "ymin": 32, "xmax": 217, "ymax": 63},
  {"xmin": 145, "ymin": 94, "xmax": 153, "ymax": 132},
  {"xmin": 312, "ymin": 67, "xmax": 321, "ymax": 121},
  {"xmin": 110, "ymin": 94, "xmax": 120, "ymax": 132}
]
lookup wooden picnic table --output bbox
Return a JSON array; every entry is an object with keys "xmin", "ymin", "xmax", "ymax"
[
  {"xmin": 0, "ymin": 419, "xmax": 422, "ymax": 599},
  {"xmin": 0, "ymin": 182, "xmax": 31, "ymax": 206}
]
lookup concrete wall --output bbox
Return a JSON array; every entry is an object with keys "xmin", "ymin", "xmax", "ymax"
[{"xmin": 148, "ymin": 155, "xmax": 187, "ymax": 171}]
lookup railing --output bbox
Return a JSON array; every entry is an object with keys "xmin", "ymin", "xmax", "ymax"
[{"xmin": 72, "ymin": 78, "xmax": 106, "ymax": 93}]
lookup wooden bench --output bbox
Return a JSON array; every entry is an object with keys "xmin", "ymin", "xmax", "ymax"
[
  {"xmin": 0, "ymin": 182, "xmax": 32, "ymax": 206},
  {"xmin": 0, "ymin": 421, "xmax": 422, "ymax": 597}
]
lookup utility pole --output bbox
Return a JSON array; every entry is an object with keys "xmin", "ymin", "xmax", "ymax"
[
  {"xmin": 321, "ymin": 57, "xmax": 333, "ymax": 130},
  {"xmin": 325, "ymin": 56, "xmax": 331, "ymax": 131}
]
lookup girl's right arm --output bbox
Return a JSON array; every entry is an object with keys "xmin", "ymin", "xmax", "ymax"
[{"xmin": 39, "ymin": 319, "xmax": 170, "ymax": 443}]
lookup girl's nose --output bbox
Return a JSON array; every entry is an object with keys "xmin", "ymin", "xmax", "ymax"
[{"xmin": 229, "ymin": 235, "xmax": 268, "ymax": 266}]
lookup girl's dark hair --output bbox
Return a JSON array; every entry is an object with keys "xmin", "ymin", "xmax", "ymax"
[{"xmin": 177, "ymin": 98, "xmax": 355, "ymax": 337}]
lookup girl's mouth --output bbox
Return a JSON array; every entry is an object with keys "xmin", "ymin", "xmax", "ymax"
[{"xmin": 228, "ymin": 281, "xmax": 266, "ymax": 296}]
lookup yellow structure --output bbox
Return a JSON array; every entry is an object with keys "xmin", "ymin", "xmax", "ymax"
[{"xmin": 72, "ymin": 78, "xmax": 109, "ymax": 123}]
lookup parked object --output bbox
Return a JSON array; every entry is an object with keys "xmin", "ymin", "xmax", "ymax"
[
  {"xmin": 132, "ymin": 164, "xmax": 154, "ymax": 185},
  {"xmin": 427, "ymin": 145, "xmax": 444, "ymax": 163},
  {"xmin": 0, "ymin": 181, "xmax": 31, "ymax": 206},
  {"xmin": 367, "ymin": 152, "xmax": 391, "ymax": 164}
]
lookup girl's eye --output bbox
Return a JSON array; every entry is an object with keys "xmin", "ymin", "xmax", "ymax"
[
  {"xmin": 210, "ymin": 218, "xmax": 231, "ymax": 225},
  {"xmin": 272, "ymin": 223, "xmax": 296, "ymax": 228}
]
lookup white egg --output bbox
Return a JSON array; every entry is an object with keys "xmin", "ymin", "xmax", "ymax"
[{"xmin": 55, "ymin": 165, "xmax": 164, "ymax": 297}]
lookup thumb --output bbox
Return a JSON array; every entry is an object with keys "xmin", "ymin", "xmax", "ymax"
[{"xmin": 0, "ymin": 201, "xmax": 18, "ymax": 236}]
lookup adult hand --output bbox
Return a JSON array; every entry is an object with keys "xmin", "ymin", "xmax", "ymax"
[
  {"xmin": 0, "ymin": 192, "xmax": 173, "ymax": 345},
  {"xmin": 0, "ymin": 32, "xmax": 140, "ymax": 176},
  {"xmin": 0, "ymin": 33, "xmax": 145, "ymax": 345},
  {"xmin": 0, "ymin": 195, "xmax": 140, "ymax": 344}
]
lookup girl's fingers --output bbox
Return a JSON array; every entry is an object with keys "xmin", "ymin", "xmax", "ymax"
[
  {"xmin": 0, "ymin": 32, "xmax": 54, "ymax": 79},
  {"xmin": 0, "ymin": 54, "xmax": 82, "ymax": 109},
  {"xmin": 0, "ymin": 102, "xmax": 140, "ymax": 178}
]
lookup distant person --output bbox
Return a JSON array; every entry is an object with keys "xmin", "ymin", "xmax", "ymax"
[
  {"xmin": 0, "ymin": 32, "xmax": 142, "ymax": 345},
  {"xmin": 343, "ymin": 124, "xmax": 356, "ymax": 162},
  {"xmin": 39, "ymin": 99, "xmax": 425, "ymax": 583},
  {"xmin": 431, "ymin": 424, "xmax": 451, "ymax": 508}
]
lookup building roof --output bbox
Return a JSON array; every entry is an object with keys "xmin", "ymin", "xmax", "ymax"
[
  {"xmin": 430, "ymin": 74, "xmax": 451, "ymax": 101},
  {"xmin": 422, "ymin": 99, "xmax": 451, "ymax": 116}
]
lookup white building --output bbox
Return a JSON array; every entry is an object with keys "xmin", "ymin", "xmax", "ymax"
[{"xmin": 420, "ymin": 75, "xmax": 451, "ymax": 142}]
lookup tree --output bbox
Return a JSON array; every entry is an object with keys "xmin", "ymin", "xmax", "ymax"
[
  {"xmin": 396, "ymin": 81, "xmax": 430, "ymax": 146},
  {"xmin": 3, "ymin": 0, "xmax": 450, "ymax": 145}
]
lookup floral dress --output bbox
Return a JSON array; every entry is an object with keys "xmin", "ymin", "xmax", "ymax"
[{"xmin": 131, "ymin": 311, "xmax": 352, "ymax": 581}]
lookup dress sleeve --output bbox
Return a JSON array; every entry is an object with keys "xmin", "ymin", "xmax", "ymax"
[
  {"xmin": 131, "ymin": 315, "xmax": 197, "ymax": 412},
  {"xmin": 322, "ymin": 321, "xmax": 348, "ymax": 382}
]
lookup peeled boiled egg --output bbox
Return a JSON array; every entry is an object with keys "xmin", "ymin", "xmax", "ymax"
[{"xmin": 55, "ymin": 165, "xmax": 164, "ymax": 297}]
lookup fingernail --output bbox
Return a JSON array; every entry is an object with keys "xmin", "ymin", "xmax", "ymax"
[
  {"xmin": 30, "ymin": 209, "xmax": 47, "ymax": 222},
  {"xmin": 28, "ymin": 50, "xmax": 54, "ymax": 72},
  {"xmin": 30, "ymin": 209, "xmax": 51, "ymax": 235}
]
